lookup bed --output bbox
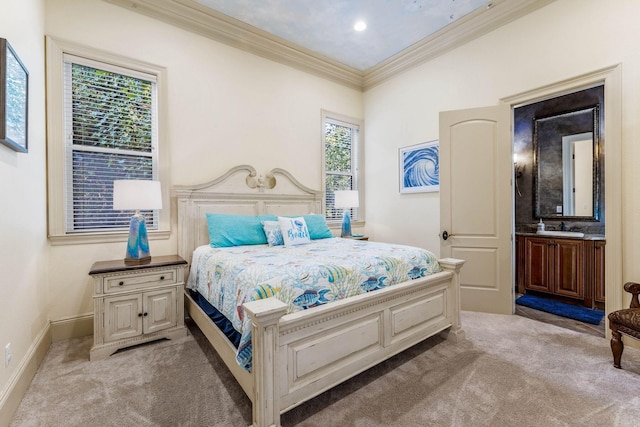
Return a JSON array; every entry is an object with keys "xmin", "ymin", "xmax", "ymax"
[{"xmin": 174, "ymin": 165, "xmax": 465, "ymax": 427}]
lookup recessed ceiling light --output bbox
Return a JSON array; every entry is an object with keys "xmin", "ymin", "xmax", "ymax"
[{"xmin": 354, "ymin": 21, "xmax": 367, "ymax": 32}]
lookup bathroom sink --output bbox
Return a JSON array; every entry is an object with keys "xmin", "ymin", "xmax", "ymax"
[{"xmin": 536, "ymin": 230, "xmax": 585, "ymax": 238}]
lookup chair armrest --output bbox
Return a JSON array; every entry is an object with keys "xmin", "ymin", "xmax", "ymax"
[{"xmin": 623, "ymin": 282, "xmax": 640, "ymax": 308}]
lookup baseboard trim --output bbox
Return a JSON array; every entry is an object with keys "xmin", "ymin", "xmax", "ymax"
[
  {"xmin": 0, "ymin": 315, "xmax": 93, "ymax": 424},
  {"xmin": 0, "ymin": 323, "xmax": 51, "ymax": 426},
  {"xmin": 50, "ymin": 314, "xmax": 93, "ymax": 342}
]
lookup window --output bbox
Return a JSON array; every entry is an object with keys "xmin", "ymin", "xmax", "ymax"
[
  {"xmin": 46, "ymin": 37, "xmax": 169, "ymax": 244},
  {"xmin": 322, "ymin": 111, "xmax": 363, "ymax": 222},
  {"xmin": 65, "ymin": 59, "xmax": 157, "ymax": 232}
]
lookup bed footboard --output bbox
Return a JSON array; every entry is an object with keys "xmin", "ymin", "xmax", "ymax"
[{"xmin": 243, "ymin": 257, "xmax": 465, "ymax": 427}]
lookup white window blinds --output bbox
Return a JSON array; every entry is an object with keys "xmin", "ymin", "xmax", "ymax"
[
  {"xmin": 63, "ymin": 55, "xmax": 159, "ymax": 233},
  {"xmin": 324, "ymin": 117, "xmax": 360, "ymax": 221}
]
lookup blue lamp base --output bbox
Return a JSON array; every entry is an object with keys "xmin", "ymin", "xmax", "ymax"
[
  {"xmin": 341, "ymin": 209, "xmax": 352, "ymax": 238},
  {"xmin": 124, "ymin": 212, "xmax": 151, "ymax": 264}
]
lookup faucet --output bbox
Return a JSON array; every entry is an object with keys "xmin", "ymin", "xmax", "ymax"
[{"xmin": 560, "ymin": 222, "xmax": 566, "ymax": 231}]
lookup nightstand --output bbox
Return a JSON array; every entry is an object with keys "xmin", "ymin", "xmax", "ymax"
[{"xmin": 88, "ymin": 255, "xmax": 188, "ymax": 360}]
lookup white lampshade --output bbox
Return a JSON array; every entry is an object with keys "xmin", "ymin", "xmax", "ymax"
[
  {"xmin": 113, "ymin": 180, "xmax": 163, "ymax": 211},
  {"xmin": 334, "ymin": 190, "xmax": 359, "ymax": 209}
]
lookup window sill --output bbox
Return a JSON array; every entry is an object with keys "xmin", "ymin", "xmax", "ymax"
[{"xmin": 48, "ymin": 230, "xmax": 171, "ymax": 246}]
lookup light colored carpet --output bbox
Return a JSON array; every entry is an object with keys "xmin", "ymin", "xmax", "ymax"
[{"xmin": 10, "ymin": 311, "xmax": 640, "ymax": 427}]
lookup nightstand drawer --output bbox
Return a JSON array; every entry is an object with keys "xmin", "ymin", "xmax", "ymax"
[{"xmin": 104, "ymin": 268, "xmax": 178, "ymax": 293}]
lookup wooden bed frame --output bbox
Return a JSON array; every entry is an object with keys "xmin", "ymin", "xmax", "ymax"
[{"xmin": 174, "ymin": 165, "xmax": 465, "ymax": 427}]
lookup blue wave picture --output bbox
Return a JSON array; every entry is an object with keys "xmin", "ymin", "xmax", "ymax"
[{"xmin": 400, "ymin": 141, "xmax": 439, "ymax": 193}]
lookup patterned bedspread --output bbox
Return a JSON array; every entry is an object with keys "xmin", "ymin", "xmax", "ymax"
[{"xmin": 186, "ymin": 237, "xmax": 442, "ymax": 371}]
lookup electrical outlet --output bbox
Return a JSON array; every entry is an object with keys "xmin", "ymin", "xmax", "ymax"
[{"xmin": 5, "ymin": 343, "xmax": 11, "ymax": 368}]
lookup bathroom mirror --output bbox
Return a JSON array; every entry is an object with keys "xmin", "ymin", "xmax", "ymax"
[{"xmin": 533, "ymin": 106, "xmax": 600, "ymax": 220}]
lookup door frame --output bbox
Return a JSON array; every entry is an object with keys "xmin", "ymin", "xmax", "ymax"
[{"xmin": 501, "ymin": 65, "xmax": 622, "ymax": 337}]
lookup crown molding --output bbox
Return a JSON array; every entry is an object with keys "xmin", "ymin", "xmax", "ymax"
[
  {"xmin": 104, "ymin": 0, "xmax": 554, "ymax": 92},
  {"xmin": 363, "ymin": 0, "xmax": 556, "ymax": 90},
  {"xmin": 103, "ymin": 0, "xmax": 364, "ymax": 90}
]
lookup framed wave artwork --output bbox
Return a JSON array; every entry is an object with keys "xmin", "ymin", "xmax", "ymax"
[{"xmin": 399, "ymin": 140, "xmax": 439, "ymax": 193}]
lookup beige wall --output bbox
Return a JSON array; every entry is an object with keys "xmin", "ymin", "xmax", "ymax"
[
  {"xmin": 0, "ymin": 0, "xmax": 48, "ymax": 414},
  {"xmin": 44, "ymin": 0, "xmax": 363, "ymax": 324},
  {"xmin": 364, "ymin": 0, "xmax": 639, "ymax": 282}
]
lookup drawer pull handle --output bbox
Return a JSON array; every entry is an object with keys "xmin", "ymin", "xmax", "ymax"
[
  {"xmin": 143, "ymin": 312, "xmax": 148, "ymax": 317},
  {"xmin": 160, "ymin": 276, "xmax": 165, "ymax": 280},
  {"xmin": 119, "ymin": 281, "xmax": 124, "ymax": 286},
  {"xmin": 138, "ymin": 313, "xmax": 143, "ymax": 317}
]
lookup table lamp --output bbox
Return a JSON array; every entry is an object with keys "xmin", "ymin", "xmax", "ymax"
[
  {"xmin": 113, "ymin": 180, "xmax": 162, "ymax": 264},
  {"xmin": 334, "ymin": 190, "xmax": 359, "ymax": 238}
]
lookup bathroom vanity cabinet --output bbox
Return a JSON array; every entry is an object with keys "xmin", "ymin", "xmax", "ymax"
[{"xmin": 516, "ymin": 234, "xmax": 605, "ymax": 308}]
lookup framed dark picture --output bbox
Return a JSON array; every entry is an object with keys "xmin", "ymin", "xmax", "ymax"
[{"xmin": 0, "ymin": 38, "xmax": 28, "ymax": 153}]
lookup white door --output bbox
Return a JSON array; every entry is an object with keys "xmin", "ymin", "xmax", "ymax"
[{"xmin": 439, "ymin": 104, "xmax": 513, "ymax": 314}]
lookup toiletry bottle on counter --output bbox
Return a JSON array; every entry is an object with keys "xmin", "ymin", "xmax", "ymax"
[{"xmin": 537, "ymin": 219, "xmax": 545, "ymax": 232}]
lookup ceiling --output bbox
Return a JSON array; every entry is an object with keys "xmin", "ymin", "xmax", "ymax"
[
  {"xmin": 193, "ymin": 0, "xmax": 489, "ymax": 71},
  {"xmin": 105, "ymin": 0, "xmax": 554, "ymax": 89}
]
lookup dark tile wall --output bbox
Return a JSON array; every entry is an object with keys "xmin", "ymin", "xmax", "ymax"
[{"xmin": 514, "ymin": 86, "xmax": 605, "ymax": 234}]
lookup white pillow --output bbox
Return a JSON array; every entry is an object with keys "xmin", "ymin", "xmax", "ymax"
[{"xmin": 278, "ymin": 216, "xmax": 311, "ymax": 247}]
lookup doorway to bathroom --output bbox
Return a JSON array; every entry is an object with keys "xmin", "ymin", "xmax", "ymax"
[{"xmin": 510, "ymin": 83, "xmax": 607, "ymax": 337}]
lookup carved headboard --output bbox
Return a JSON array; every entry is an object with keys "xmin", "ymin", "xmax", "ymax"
[{"xmin": 173, "ymin": 165, "xmax": 323, "ymax": 265}]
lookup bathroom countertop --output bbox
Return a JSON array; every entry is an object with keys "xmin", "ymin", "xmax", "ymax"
[{"xmin": 516, "ymin": 232, "xmax": 606, "ymax": 241}]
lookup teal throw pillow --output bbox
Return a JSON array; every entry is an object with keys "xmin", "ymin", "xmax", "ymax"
[
  {"xmin": 206, "ymin": 213, "xmax": 277, "ymax": 247},
  {"xmin": 303, "ymin": 214, "xmax": 334, "ymax": 239}
]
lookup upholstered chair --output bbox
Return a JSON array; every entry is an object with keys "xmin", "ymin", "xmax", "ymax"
[{"xmin": 608, "ymin": 282, "xmax": 640, "ymax": 368}]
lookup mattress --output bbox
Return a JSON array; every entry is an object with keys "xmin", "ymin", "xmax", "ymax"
[{"xmin": 186, "ymin": 237, "xmax": 442, "ymax": 370}]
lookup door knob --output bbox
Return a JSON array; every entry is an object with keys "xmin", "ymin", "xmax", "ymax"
[{"xmin": 442, "ymin": 230, "xmax": 454, "ymax": 241}]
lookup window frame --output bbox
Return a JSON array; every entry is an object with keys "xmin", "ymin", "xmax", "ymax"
[
  {"xmin": 46, "ymin": 36, "xmax": 170, "ymax": 245},
  {"xmin": 321, "ymin": 110, "xmax": 364, "ymax": 226}
]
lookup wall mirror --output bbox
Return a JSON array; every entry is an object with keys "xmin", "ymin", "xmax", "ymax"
[{"xmin": 533, "ymin": 106, "xmax": 600, "ymax": 221}]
